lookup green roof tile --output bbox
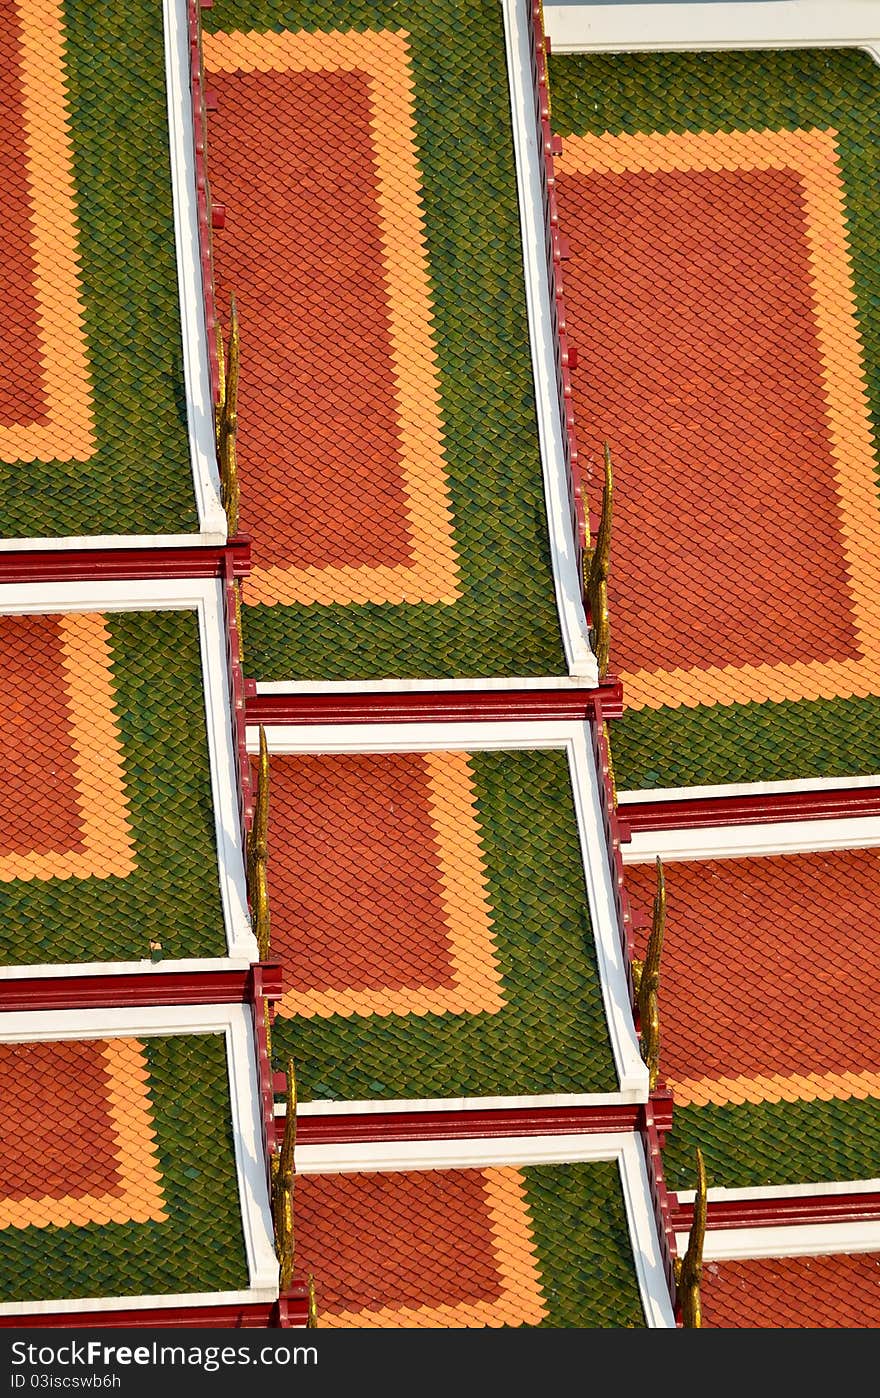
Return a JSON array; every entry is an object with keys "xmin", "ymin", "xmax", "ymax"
[{"xmin": 3, "ymin": 610, "xmax": 226, "ymax": 966}]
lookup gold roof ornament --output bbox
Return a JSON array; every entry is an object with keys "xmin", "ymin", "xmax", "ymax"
[
  {"xmin": 584, "ymin": 442, "xmax": 613, "ymax": 681},
  {"xmin": 271, "ymin": 1056, "xmax": 297, "ymax": 1293},
  {"xmin": 247, "ymin": 724, "xmax": 271, "ymax": 961},
  {"xmin": 216, "ymin": 296, "xmax": 241, "ymax": 536},
  {"xmin": 674, "ymin": 1146, "xmax": 707, "ymax": 1328},
  {"xmin": 631, "ymin": 855, "xmax": 665, "ymax": 1089},
  {"xmin": 306, "ymin": 1273, "xmax": 318, "ymax": 1328}
]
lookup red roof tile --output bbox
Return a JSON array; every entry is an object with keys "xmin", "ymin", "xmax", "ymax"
[
  {"xmin": 260, "ymin": 750, "xmax": 502, "ymax": 1019},
  {"xmin": 626, "ymin": 848, "xmax": 880, "ymax": 1103},
  {"xmin": 295, "ymin": 1166, "xmax": 546, "ymax": 1327},
  {"xmin": 703, "ymin": 1252, "xmax": 880, "ymax": 1327}
]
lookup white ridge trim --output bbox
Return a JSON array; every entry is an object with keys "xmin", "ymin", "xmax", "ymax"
[
  {"xmin": 501, "ymin": 0, "xmax": 598, "ymax": 681},
  {"xmin": 255, "ymin": 674, "xmax": 598, "ymax": 694},
  {"xmin": 0, "ymin": 532, "xmax": 226, "ymax": 552},
  {"xmin": 676, "ymin": 1178, "xmax": 880, "ymax": 1204},
  {"xmin": 620, "ymin": 773, "xmax": 880, "ymax": 804},
  {"xmin": 622, "ymin": 813, "xmax": 880, "ymax": 862},
  {"xmin": 544, "ymin": 1, "xmax": 880, "ymax": 57},
  {"xmin": 677, "ymin": 1218, "xmax": 880, "ymax": 1262},
  {"xmin": 163, "ymin": 0, "xmax": 227, "ymax": 538}
]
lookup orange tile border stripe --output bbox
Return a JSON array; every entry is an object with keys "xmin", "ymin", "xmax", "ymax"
[
  {"xmin": 204, "ymin": 28, "xmax": 460, "ymax": 606},
  {"xmin": 0, "ymin": 613, "xmax": 135, "ymax": 883},
  {"xmin": 670, "ymin": 1067, "xmax": 880, "ymax": 1109},
  {"xmin": 320, "ymin": 1166, "xmax": 548, "ymax": 1328},
  {"xmin": 558, "ymin": 126, "xmax": 880, "ymax": 710},
  {"xmin": 279, "ymin": 751, "xmax": 504, "ymax": 1019},
  {"xmin": 1, "ymin": 0, "xmax": 95, "ymax": 463},
  {"xmin": 0, "ymin": 1038, "xmax": 167, "ymax": 1229}
]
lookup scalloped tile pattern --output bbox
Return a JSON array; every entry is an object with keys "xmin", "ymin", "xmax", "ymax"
[
  {"xmin": 295, "ymin": 1161, "xmax": 646, "ymax": 1328},
  {"xmin": 0, "ymin": 0, "xmax": 198, "ymax": 537},
  {"xmin": 267, "ymin": 747, "xmax": 619, "ymax": 1102},
  {"xmin": 702, "ymin": 1253, "xmax": 880, "ymax": 1327}
]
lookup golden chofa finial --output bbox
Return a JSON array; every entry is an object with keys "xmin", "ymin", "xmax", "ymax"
[
  {"xmin": 247, "ymin": 724, "xmax": 270, "ymax": 960},
  {"xmin": 270, "ymin": 1057, "xmax": 297, "ymax": 1292},
  {"xmin": 674, "ymin": 1147, "xmax": 707, "ymax": 1328},
  {"xmin": 306, "ymin": 1273, "xmax": 318, "ymax": 1328},
  {"xmin": 631, "ymin": 855, "xmax": 665, "ymax": 1089},
  {"xmin": 584, "ymin": 442, "xmax": 613, "ymax": 680},
  {"xmin": 216, "ymin": 295, "xmax": 240, "ymax": 535}
]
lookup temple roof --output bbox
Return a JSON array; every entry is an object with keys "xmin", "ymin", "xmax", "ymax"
[
  {"xmin": 626, "ymin": 847, "xmax": 880, "ymax": 1192},
  {"xmin": 549, "ymin": 46, "xmax": 880, "ymax": 791},
  {"xmin": 202, "ymin": 0, "xmax": 569, "ymax": 681},
  {"xmin": 0, "ymin": 0, "xmax": 215, "ymax": 542},
  {"xmin": 257, "ymin": 728, "xmax": 644, "ymax": 1107},
  {"xmin": 291, "ymin": 1135, "xmax": 675, "ymax": 1327},
  {"xmin": 700, "ymin": 1251, "xmax": 880, "ymax": 1328},
  {"xmin": 2, "ymin": 596, "xmax": 251, "ymax": 970},
  {"xmin": 0, "ymin": 1010, "xmax": 276, "ymax": 1316}
]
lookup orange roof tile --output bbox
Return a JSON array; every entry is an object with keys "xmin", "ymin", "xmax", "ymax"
[
  {"xmin": 556, "ymin": 127, "xmax": 880, "ymax": 711},
  {"xmin": 261, "ymin": 750, "xmax": 502, "ymax": 1018},
  {"xmin": 295, "ymin": 1167, "xmax": 547, "ymax": 1327},
  {"xmin": 205, "ymin": 29, "xmax": 459, "ymax": 608},
  {"xmin": 0, "ymin": 1037, "xmax": 166, "ymax": 1229},
  {"xmin": 626, "ymin": 848, "xmax": 880, "ymax": 1105},
  {"xmin": 703, "ymin": 1252, "xmax": 880, "ymax": 1327},
  {"xmin": 0, "ymin": 611, "xmax": 134, "ymax": 883}
]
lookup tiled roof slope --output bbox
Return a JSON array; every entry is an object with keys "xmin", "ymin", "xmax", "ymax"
[
  {"xmin": 0, "ymin": 0, "xmax": 200, "ymax": 539},
  {"xmin": 2, "ymin": 608, "xmax": 226, "ymax": 966},
  {"xmin": 202, "ymin": 0, "xmax": 568, "ymax": 681},
  {"xmin": 0, "ymin": 1033, "xmax": 249, "ymax": 1304},
  {"xmin": 626, "ymin": 851, "xmax": 880, "ymax": 1191},
  {"xmin": 294, "ymin": 1162, "xmax": 647, "ymax": 1327},
  {"xmin": 264, "ymin": 748, "xmax": 619, "ymax": 1101},
  {"xmin": 701, "ymin": 1253, "xmax": 880, "ymax": 1328},
  {"xmin": 549, "ymin": 48, "xmax": 880, "ymax": 789}
]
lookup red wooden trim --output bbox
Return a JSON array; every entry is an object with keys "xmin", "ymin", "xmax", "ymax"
[
  {"xmin": 247, "ymin": 680, "xmax": 623, "ymax": 727},
  {"xmin": 223, "ymin": 553, "xmax": 253, "ymax": 833},
  {"xmin": 284, "ymin": 1104, "xmax": 643, "ymax": 1146},
  {"xmin": 0, "ymin": 963, "xmax": 283, "ymax": 1013},
  {"xmin": 250, "ymin": 965, "xmax": 279, "ymax": 1185},
  {"xmin": 188, "ymin": 0, "xmax": 220, "ymax": 403},
  {"xmin": 639, "ymin": 1099, "xmax": 680, "ymax": 1317},
  {"xmin": 0, "ymin": 539, "xmax": 251, "ymax": 583},
  {"xmin": 592, "ymin": 712, "xmax": 636, "ymax": 976},
  {"xmin": 0, "ymin": 1293, "xmax": 309, "ymax": 1329},
  {"xmin": 622, "ymin": 785, "xmax": 880, "ymax": 833},
  {"xmin": 671, "ymin": 1191, "xmax": 880, "ymax": 1233}
]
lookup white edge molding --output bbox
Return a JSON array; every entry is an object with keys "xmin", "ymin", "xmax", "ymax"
[
  {"xmin": 0, "ymin": 1004, "xmax": 278, "ymax": 1315},
  {"xmin": 164, "ymin": 0, "xmax": 228, "ymax": 539},
  {"xmin": 0, "ymin": 578, "xmax": 256, "ymax": 967},
  {"xmin": 543, "ymin": 1, "xmax": 880, "ymax": 58},
  {"xmin": 622, "ymin": 811, "xmax": 880, "ymax": 863},
  {"xmin": 293, "ymin": 1130, "xmax": 676, "ymax": 1327},
  {"xmin": 502, "ymin": 0, "xmax": 599, "ymax": 682},
  {"xmin": 248, "ymin": 718, "xmax": 647, "ymax": 1103}
]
